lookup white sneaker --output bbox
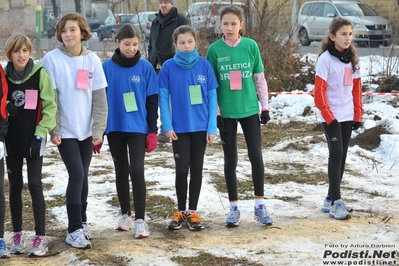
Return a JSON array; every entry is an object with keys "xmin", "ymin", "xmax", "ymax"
[
  {"xmin": 116, "ymin": 214, "xmax": 133, "ymax": 231},
  {"xmin": 66, "ymin": 228, "xmax": 91, "ymax": 249},
  {"xmin": 254, "ymin": 204, "xmax": 274, "ymax": 226},
  {"xmin": 28, "ymin": 235, "xmax": 48, "ymax": 256},
  {"xmin": 10, "ymin": 231, "xmax": 25, "ymax": 254},
  {"xmin": 322, "ymin": 198, "xmax": 353, "ymax": 213},
  {"xmin": 225, "ymin": 206, "xmax": 240, "ymax": 227},
  {"xmin": 134, "ymin": 219, "xmax": 149, "ymax": 239},
  {"xmin": 82, "ymin": 223, "xmax": 92, "ymax": 240},
  {"xmin": 329, "ymin": 199, "xmax": 351, "ymax": 220}
]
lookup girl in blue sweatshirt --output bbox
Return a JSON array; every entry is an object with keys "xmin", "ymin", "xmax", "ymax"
[
  {"xmin": 102, "ymin": 24, "xmax": 159, "ymax": 239},
  {"xmin": 158, "ymin": 25, "xmax": 218, "ymax": 231}
]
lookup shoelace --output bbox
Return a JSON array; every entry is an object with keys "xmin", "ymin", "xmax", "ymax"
[
  {"xmin": 172, "ymin": 212, "xmax": 187, "ymax": 222},
  {"xmin": 189, "ymin": 213, "xmax": 202, "ymax": 223},
  {"xmin": 227, "ymin": 208, "xmax": 239, "ymax": 219},
  {"xmin": 12, "ymin": 233, "xmax": 22, "ymax": 245},
  {"xmin": 258, "ymin": 207, "xmax": 270, "ymax": 218},
  {"xmin": 120, "ymin": 215, "xmax": 131, "ymax": 225},
  {"xmin": 335, "ymin": 202, "xmax": 347, "ymax": 213},
  {"xmin": 32, "ymin": 235, "xmax": 42, "ymax": 248},
  {"xmin": 135, "ymin": 220, "xmax": 148, "ymax": 230}
]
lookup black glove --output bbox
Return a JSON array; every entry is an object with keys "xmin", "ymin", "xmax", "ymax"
[
  {"xmin": 7, "ymin": 102, "xmax": 17, "ymax": 116},
  {"xmin": 328, "ymin": 119, "xmax": 340, "ymax": 129},
  {"xmin": 217, "ymin": 116, "xmax": 227, "ymax": 133},
  {"xmin": 352, "ymin": 122, "xmax": 362, "ymax": 130},
  {"xmin": 30, "ymin": 137, "xmax": 42, "ymax": 159},
  {"xmin": 260, "ymin": 111, "xmax": 270, "ymax": 124}
]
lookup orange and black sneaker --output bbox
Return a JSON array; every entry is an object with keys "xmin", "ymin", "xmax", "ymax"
[
  {"xmin": 187, "ymin": 212, "xmax": 204, "ymax": 231},
  {"xmin": 168, "ymin": 211, "xmax": 187, "ymax": 230}
]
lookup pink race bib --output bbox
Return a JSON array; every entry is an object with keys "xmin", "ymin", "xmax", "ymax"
[{"xmin": 77, "ymin": 69, "xmax": 89, "ymax": 89}]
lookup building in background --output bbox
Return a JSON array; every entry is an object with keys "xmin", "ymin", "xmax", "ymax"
[{"xmin": 0, "ymin": 0, "xmax": 108, "ymax": 37}]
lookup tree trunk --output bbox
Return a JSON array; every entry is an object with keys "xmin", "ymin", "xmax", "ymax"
[
  {"xmin": 75, "ymin": 0, "xmax": 82, "ymax": 13},
  {"xmin": 51, "ymin": 0, "xmax": 58, "ymax": 19}
]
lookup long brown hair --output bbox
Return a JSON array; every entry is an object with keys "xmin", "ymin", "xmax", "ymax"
[{"xmin": 319, "ymin": 18, "xmax": 359, "ymax": 73}]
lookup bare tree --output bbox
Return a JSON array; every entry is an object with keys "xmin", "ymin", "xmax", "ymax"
[{"xmin": 108, "ymin": 0, "xmax": 126, "ymax": 14}]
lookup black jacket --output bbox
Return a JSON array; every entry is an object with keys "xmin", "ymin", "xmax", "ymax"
[{"xmin": 148, "ymin": 7, "xmax": 188, "ymax": 69}]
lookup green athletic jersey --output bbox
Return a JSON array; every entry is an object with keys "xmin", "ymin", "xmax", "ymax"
[{"xmin": 206, "ymin": 37, "xmax": 264, "ymax": 119}]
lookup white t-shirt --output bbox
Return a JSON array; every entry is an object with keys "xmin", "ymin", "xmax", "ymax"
[
  {"xmin": 42, "ymin": 49, "xmax": 107, "ymax": 140},
  {"xmin": 315, "ymin": 51, "xmax": 361, "ymax": 123}
]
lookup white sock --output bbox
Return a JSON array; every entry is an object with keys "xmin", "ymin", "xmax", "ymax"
[
  {"xmin": 255, "ymin": 199, "xmax": 264, "ymax": 208},
  {"xmin": 230, "ymin": 202, "xmax": 239, "ymax": 209}
]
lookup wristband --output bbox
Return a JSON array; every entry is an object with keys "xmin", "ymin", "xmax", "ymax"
[{"xmin": 35, "ymin": 135, "xmax": 43, "ymax": 141}]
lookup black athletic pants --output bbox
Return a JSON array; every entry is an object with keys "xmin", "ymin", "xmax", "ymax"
[
  {"xmin": 219, "ymin": 114, "xmax": 265, "ymax": 201},
  {"xmin": 322, "ymin": 121, "xmax": 353, "ymax": 202},
  {"xmin": 172, "ymin": 132, "xmax": 207, "ymax": 211},
  {"xmin": 7, "ymin": 156, "xmax": 46, "ymax": 236},
  {"xmin": 58, "ymin": 138, "xmax": 92, "ymax": 233},
  {"xmin": 107, "ymin": 135, "xmax": 146, "ymax": 220},
  {"xmin": 0, "ymin": 159, "xmax": 4, "ymax": 238}
]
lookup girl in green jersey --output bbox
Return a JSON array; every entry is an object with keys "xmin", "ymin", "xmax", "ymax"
[{"xmin": 206, "ymin": 5, "xmax": 273, "ymax": 227}]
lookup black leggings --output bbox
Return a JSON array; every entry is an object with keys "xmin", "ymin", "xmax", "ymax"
[
  {"xmin": 172, "ymin": 132, "xmax": 207, "ymax": 211},
  {"xmin": 322, "ymin": 121, "xmax": 353, "ymax": 201},
  {"xmin": 0, "ymin": 159, "xmax": 6, "ymax": 238},
  {"xmin": 107, "ymin": 135, "xmax": 146, "ymax": 220},
  {"xmin": 220, "ymin": 114, "xmax": 264, "ymax": 201},
  {"xmin": 7, "ymin": 156, "xmax": 45, "ymax": 236},
  {"xmin": 58, "ymin": 138, "xmax": 92, "ymax": 233}
]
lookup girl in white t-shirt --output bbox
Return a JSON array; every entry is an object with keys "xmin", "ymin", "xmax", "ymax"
[
  {"xmin": 42, "ymin": 12, "xmax": 108, "ymax": 249},
  {"xmin": 314, "ymin": 18, "xmax": 363, "ymax": 220}
]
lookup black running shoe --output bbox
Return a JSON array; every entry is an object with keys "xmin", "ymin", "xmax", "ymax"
[
  {"xmin": 187, "ymin": 212, "xmax": 204, "ymax": 231},
  {"xmin": 168, "ymin": 211, "xmax": 187, "ymax": 230}
]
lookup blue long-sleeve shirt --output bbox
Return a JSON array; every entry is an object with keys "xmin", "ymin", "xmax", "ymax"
[
  {"xmin": 158, "ymin": 57, "xmax": 218, "ymax": 134},
  {"xmin": 103, "ymin": 58, "xmax": 159, "ymax": 134}
]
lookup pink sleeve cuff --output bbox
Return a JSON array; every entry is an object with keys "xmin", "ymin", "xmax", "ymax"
[{"xmin": 254, "ymin": 72, "xmax": 269, "ymax": 111}]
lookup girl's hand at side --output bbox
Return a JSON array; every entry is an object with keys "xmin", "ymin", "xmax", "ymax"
[
  {"xmin": 165, "ymin": 130, "xmax": 178, "ymax": 141},
  {"xmin": 51, "ymin": 135, "xmax": 62, "ymax": 145},
  {"xmin": 92, "ymin": 138, "xmax": 103, "ymax": 146},
  {"xmin": 207, "ymin": 134, "xmax": 215, "ymax": 145}
]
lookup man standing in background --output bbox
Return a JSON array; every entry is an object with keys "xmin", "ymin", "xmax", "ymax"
[
  {"xmin": 148, "ymin": 0, "xmax": 188, "ymax": 142},
  {"xmin": 148, "ymin": 0, "xmax": 188, "ymax": 74}
]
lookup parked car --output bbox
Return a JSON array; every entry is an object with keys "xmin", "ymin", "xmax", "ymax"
[
  {"xmin": 87, "ymin": 16, "xmax": 102, "ymax": 33},
  {"xmin": 130, "ymin": 11, "xmax": 157, "ymax": 40},
  {"xmin": 184, "ymin": 1, "xmax": 247, "ymax": 42},
  {"xmin": 297, "ymin": 0, "xmax": 394, "ymax": 47},
  {"xmin": 98, "ymin": 13, "xmax": 135, "ymax": 41}
]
